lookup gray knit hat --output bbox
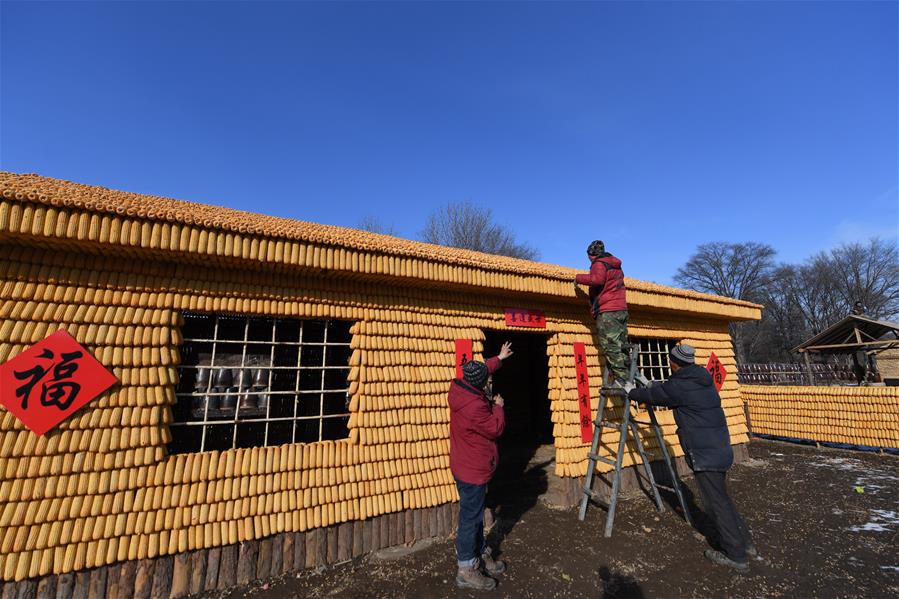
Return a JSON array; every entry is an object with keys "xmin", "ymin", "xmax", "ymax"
[
  {"xmin": 462, "ymin": 360, "xmax": 489, "ymax": 388},
  {"xmin": 669, "ymin": 344, "xmax": 696, "ymax": 366}
]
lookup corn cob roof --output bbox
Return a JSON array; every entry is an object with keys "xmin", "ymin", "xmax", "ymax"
[{"xmin": 0, "ymin": 172, "xmax": 762, "ymax": 321}]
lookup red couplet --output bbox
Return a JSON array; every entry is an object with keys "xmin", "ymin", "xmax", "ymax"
[
  {"xmin": 0, "ymin": 329, "xmax": 118, "ymax": 436},
  {"xmin": 504, "ymin": 308, "xmax": 546, "ymax": 329},
  {"xmin": 706, "ymin": 352, "xmax": 728, "ymax": 392},
  {"xmin": 454, "ymin": 339, "xmax": 473, "ymax": 379},
  {"xmin": 573, "ymin": 342, "xmax": 593, "ymax": 443}
]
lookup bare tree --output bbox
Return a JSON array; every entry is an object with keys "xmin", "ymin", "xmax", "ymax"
[
  {"xmin": 420, "ymin": 202, "xmax": 539, "ymax": 260},
  {"xmin": 674, "ymin": 242, "xmax": 777, "ymax": 363},
  {"xmin": 678, "ymin": 237, "xmax": 899, "ymax": 365},
  {"xmin": 754, "ymin": 263, "xmax": 841, "ymax": 361},
  {"xmin": 356, "ymin": 216, "xmax": 398, "ymax": 236},
  {"xmin": 674, "ymin": 242, "xmax": 777, "ymax": 302},
  {"xmin": 819, "ymin": 238, "xmax": 899, "ymax": 319}
]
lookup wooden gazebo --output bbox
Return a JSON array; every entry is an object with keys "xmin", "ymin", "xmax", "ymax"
[{"xmin": 793, "ymin": 315, "xmax": 899, "ymax": 383}]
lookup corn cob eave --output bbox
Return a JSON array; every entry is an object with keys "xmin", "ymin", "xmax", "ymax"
[{"xmin": 0, "ymin": 172, "xmax": 761, "ymax": 322}]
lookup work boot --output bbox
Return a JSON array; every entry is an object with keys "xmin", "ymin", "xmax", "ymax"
[
  {"xmin": 704, "ymin": 549, "xmax": 748, "ymax": 572},
  {"xmin": 613, "ymin": 378, "xmax": 634, "ymax": 392},
  {"xmin": 481, "ymin": 549, "xmax": 506, "ymax": 575},
  {"xmin": 456, "ymin": 563, "xmax": 497, "ymax": 591}
]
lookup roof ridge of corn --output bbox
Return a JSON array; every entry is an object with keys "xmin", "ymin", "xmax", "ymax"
[{"xmin": 0, "ymin": 171, "xmax": 761, "ymax": 312}]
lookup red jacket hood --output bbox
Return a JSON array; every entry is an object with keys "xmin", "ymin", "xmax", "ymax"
[
  {"xmin": 590, "ymin": 253, "xmax": 622, "ymax": 269},
  {"xmin": 449, "ymin": 379, "xmax": 486, "ymax": 411}
]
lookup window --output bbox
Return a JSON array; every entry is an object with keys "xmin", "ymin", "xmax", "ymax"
[
  {"xmin": 169, "ymin": 313, "xmax": 354, "ymax": 454},
  {"xmin": 633, "ymin": 337, "xmax": 679, "ymax": 382}
]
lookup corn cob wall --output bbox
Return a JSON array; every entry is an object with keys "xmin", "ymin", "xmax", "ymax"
[
  {"xmin": 743, "ymin": 386, "xmax": 899, "ymax": 449},
  {"xmin": 878, "ymin": 348, "xmax": 899, "ymax": 379},
  {"xmin": 0, "ymin": 173, "xmax": 761, "ymax": 583}
]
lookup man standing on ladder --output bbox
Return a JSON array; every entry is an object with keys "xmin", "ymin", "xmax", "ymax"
[
  {"xmin": 575, "ymin": 240, "xmax": 630, "ymax": 386},
  {"xmin": 627, "ymin": 344, "xmax": 756, "ymax": 572}
]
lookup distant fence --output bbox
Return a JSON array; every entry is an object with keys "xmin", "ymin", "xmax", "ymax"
[{"xmin": 737, "ymin": 363, "xmax": 860, "ymax": 386}]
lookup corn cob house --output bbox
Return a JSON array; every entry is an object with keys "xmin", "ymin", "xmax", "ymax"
[{"xmin": 0, "ymin": 172, "xmax": 761, "ymax": 597}]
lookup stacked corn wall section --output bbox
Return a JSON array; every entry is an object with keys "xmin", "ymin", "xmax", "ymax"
[
  {"xmin": 0, "ymin": 246, "xmax": 495, "ymax": 584},
  {"xmin": 743, "ymin": 386, "xmax": 899, "ymax": 450}
]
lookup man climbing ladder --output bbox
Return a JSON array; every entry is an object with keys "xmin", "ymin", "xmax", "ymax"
[{"xmin": 574, "ymin": 240, "xmax": 630, "ymax": 386}]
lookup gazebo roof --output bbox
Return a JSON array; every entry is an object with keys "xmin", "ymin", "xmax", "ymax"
[{"xmin": 793, "ymin": 314, "xmax": 899, "ymax": 354}]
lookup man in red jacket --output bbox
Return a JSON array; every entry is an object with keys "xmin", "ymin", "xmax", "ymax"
[
  {"xmin": 575, "ymin": 240, "xmax": 630, "ymax": 385},
  {"xmin": 449, "ymin": 341, "xmax": 513, "ymax": 591}
]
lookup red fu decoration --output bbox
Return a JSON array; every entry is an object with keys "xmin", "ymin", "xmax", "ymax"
[
  {"xmin": 706, "ymin": 352, "xmax": 727, "ymax": 392},
  {"xmin": 573, "ymin": 342, "xmax": 593, "ymax": 443},
  {"xmin": 0, "ymin": 329, "xmax": 118, "ymax": 436}
]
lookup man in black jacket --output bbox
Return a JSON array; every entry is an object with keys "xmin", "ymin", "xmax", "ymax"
[{"xmin": 627, "ymin": 344, "xmax": 754, "ymax": 571}]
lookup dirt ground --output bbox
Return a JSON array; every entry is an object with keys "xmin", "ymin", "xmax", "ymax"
[{"xmin": 209, "ymin": 440, "xmax": 899, "ymax": 598}]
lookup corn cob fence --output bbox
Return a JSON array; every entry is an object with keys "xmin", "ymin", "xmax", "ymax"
[
  {"xmin": 742, "ymin": 386, "xmax": 899, "ymax": 453},
  {"xmin": 0, "ymin": 172, "xmax": 762, "ymax": 597}
]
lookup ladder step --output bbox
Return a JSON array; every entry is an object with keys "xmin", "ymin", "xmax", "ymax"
[
  {"xmin": 587, "ymin": 454, "xmax": 617, "ymax": 466},
  {"xmin": 582, "ymin": 489, "xmax": 609, "ymax": 507},
  {"xmin": 596, "ymin": 421, "xmax": 619, "ymax": 429},
  {"xmin": 653, "ymin": 483, "xmax": 681, "ymax": 492}
]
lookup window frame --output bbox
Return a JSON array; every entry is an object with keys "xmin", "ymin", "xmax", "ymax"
[
  {"xmin": 633, "ymin": 337, "xmax": 679, "ymax": 383},
  {"xmin": 169, "ymin": 312, "xmax": 354, "ymax": 453}
]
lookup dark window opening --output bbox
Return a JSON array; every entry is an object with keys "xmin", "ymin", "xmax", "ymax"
[{"xmin": 170, "ymin": 313, "xmax": 353, "ymax": 454}]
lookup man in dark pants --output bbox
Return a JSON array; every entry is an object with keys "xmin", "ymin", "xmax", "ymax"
[
  {"xmin": 448, "ymin": 342, "xmax": 513, "ymax": 590},
  {"xmin": 627, "ymin": 344, "xmax": 755, "ymax": 571}
]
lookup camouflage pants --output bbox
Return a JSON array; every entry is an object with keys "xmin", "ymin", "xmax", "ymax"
[{"xmin": 596, "ymin": 310, "xmax": 630, "ymax": 381}]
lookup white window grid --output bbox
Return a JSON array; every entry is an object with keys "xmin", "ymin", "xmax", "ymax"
[
  {"xmin": 634, "ymin": 337, "xmax": 679, "ymax": 382},
  {"xmin": 170, "ymin": 313, "xmax": 353, "ymax": 453}
]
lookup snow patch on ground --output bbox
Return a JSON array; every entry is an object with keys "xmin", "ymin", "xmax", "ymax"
[
  {"xmin": 807, "ymin": 456, "xmax": 899, "ymax": 533},
  {"xmin": 809, "ymin": 456, "xmax": 864, "ymax": 472},
  {"xmin": 809, "ymin": 456, "xmax": 899, "ymax": 496},
  {"xmin": 848, "ymin": 510, "xmax": 899, "ymax": 533}
]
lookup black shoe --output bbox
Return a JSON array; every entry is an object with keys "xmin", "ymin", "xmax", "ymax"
[{"xmin": 704, "ymin": 549, "xmax": 748, "ymax": 572}]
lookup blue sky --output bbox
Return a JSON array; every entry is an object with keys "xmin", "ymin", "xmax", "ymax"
[{"xmin": 2, "ymin": 1, "xmax": 896, "ymax": 285}]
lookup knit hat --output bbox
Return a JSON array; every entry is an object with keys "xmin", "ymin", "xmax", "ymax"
[
  {"xmin": 587, "ymin": 240, "xmax": 605, "ymax": 256},
  {"xmin": 669, "ymin": 344, "xmax": 696, "ymax": 366},
  {"xmin": 462, "ymin": 360, "xmax": 489, "ymax": 388}
]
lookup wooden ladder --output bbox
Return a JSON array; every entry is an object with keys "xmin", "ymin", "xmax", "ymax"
[{"xmin": 577, "ymin": 345, "xmax": 693, "ymax": 537}]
